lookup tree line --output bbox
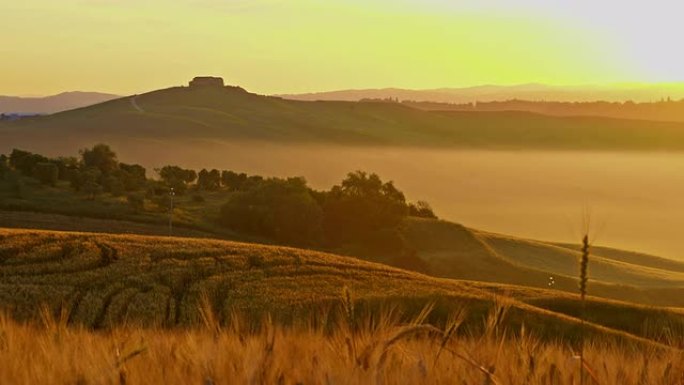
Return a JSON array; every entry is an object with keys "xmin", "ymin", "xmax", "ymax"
[{"xmin": 0, "ymin": 144, "xmax": 437, "ymax": 268}]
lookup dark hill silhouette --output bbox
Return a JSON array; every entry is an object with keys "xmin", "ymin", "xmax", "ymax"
[
  {"xmin": 0, "ymin": 91, "xmax": 120, "ymax": 114},
  {"xmin": 404, "ymin": 99, "xmax": 684, "ymax": 123},
  {"xmin": 278, "ymin": 83, "xmax": 684, "ymax": 104},
  {"xmin": 4, "ymin": 83, "xmax": 684, "ymax": 152}
]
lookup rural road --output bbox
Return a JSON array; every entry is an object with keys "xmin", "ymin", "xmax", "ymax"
[{"xmin": 131, "ymin": 95, "xmax": 144, "ymax": 113}]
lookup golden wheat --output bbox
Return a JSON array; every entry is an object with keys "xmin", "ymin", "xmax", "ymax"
[{"xmin": 0, "ymin": 311, "xmax": 682, "ymax": 385}]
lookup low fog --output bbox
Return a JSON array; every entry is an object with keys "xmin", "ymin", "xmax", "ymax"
[{"xmin": 4, "ymin": 138, "xmax": 683, "ymax": 259}]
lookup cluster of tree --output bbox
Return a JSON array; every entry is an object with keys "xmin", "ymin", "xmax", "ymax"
[
  {"xmin": 0, "ymin": 144, "xmax": 273, "ymax": 209},
  {"xmin": 153, "ymin": 166, "xmax": 266, "ymax": 193},
  {"xmin": 0, "ymin": 154, "xmax": 11, "ymax": 183},
  {"xmin": 1, "ymin": 145, "xmax": 437, "ymax": 268},
  {"xmin": 220, "ymin": 177, "xmax": 323, "ymax": 245},
  {"xmin": 403, "ymin": 98, "xmax": 684, "ymax": 123},
  {"xmin": 1, "ymin": 145, "xmax": 147, "ymax": 201},
  {"xmin": 218, "ymin": 171, "xmax": 437, "ymax": 267}
]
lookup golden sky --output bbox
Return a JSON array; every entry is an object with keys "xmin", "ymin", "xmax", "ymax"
[{"xmin": 1, "ymin": 0, "xmax": 682, "ymax": 96}]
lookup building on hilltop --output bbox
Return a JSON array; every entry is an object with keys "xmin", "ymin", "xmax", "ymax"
[{"xmin": 189, "ymin": 76, "xmax": 225, "ymax": 88}]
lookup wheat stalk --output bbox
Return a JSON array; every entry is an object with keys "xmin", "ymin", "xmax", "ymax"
[{"xmin": 579, "ymin": 233, "xmax": 590, "ymax": 385}]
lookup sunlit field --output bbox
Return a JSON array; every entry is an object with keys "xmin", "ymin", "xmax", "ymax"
[
  {"xmin": 6, "ymin": 0, "xmax": 684, "ymax": 382},
  {"xmin": 2, "ymin": 309, "xmax": 682, "ymax": 385},
  {"xmin": 58, "ymin": 140, "xmax": 684, "ymax": 261}
]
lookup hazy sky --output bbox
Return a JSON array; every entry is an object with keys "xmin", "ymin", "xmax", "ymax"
[{"xmin": 2, "ymin": 0, "xmax": 683, "ymax": 95}]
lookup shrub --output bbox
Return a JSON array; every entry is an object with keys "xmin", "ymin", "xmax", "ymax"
[
  {"xmin": 80, "ymin": 144, "xmax": 118, "ymax": 174},
  {"xmin": 408, "ymin": 201, "xmax": 437, "ymax": 219},
  {"xmin": 104, "ymin": 175, "xmax": 125, "ymax": 196},
  {"xmin": 9, "ymin": 149, "xmax": 48, "ymax": 176},
  {"xmin": 82, "ymin": 180, "xmax": 103, "ymax": 200},
  {"xmin": 152, "ymin": 194, "xmax": 172, "ymax": 211},
  {"xmin": 220, "ymin": 177, "xmax": 323, "ymax": 246},
  {"xmin": 7, "ymin": 171, "xmax": 25, "ymax": 198},
  {"xmin": 119, "ymin": 163, "xmax": 147, "ymax": 191},
  {"xmin": 127, "ymin": 194, "xmax": 145, "ymax": 212},
  {"xmin": 322, "ymin": 171, "xmax": 408, "ymax": 246},
  {"xmin": 70, "ymin": 167, "xmax": 102, "ymax": 193},
  {"xmin": 221, "ymin": 170, "xmax": 246, "ymax": 190},
  {"xmin": 53, "ymin": 157, "xmax": 79, "ymax": 182},
  {"xmin": 32, "ymin": 162, "xmax": 59, "ymax": 186},
  {"xmin": 197, "ymin": 169, "xmax": 221, "ymax": 190},
  {"xmin": 157, "ymin": 166, "xmax": 197, "ymax": 193},
  {"xmin": 0, "ymin": 154, "xmax": 9, "ymax": 180}
]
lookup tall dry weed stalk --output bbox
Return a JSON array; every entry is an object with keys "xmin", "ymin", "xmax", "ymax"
[
  {"xmin": 1, "ymin": 305, "xmax": 682, "ymax": 384},
  {"xmin": 579, "ymin": 233, "xmax": 590, "ymax": 385},
  {"xmin": 198, "ymin": 293, "xmax": 221, "ymax": 338}
]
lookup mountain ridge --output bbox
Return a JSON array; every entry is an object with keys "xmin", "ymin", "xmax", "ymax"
[
  {"xmin": 277, "ymin": 83, "xmax": 684, "ymax": 103},
  {"xmin": 0, "ymin": 91, "xmax": 120, "ymax": 114},
  {"xmin": 5, "ymin": 83, "xmax": 684, "ymax": 154}
]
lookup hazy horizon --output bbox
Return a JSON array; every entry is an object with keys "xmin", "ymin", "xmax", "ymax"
[
  {"xmin": 4, "ymin": 1, "xmax": 684, "ymax": 96},
  {"xmin": 4, "ymin": 137, "xmax": 684, "ymax": 260},
  {"xmin": 4, "ymin": 81, "xmax": 684, "ymax": 98}
]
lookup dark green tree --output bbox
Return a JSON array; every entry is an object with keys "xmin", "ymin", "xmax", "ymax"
[
  {"xmin": 127, "ymin": 193, "xmax": 145, "ymax": 212},
  {"xmin": 198, "ymin": 168, "xmax": 221, "ymax": 190},
  {"xmin": 119, "ymin": 163, "xmax": 147, "ymax": 191},
  {"xmin": 71, "ymin": 167, "xmax": 102, "ymax": 195},
  {"xmin": 0, "ymin": 154, "xmax": 9, "ymax": 179},
  {"xmin": 103, "ymin": 175, "xmax": 125, "ymax": 196},
  {"xmin": 408, "ymin": 201, "xmax": 437, "ymax": 219},
  {"xmin": 82, "ymin": 180, "xmax": 103, "ymax": 200},
  {"xmin": 32, "ymin": 162, "xmax": 59, "ymax": 186},
  {"xmin": 80, "ymin": 144, "xmax": 118, "ymax": 174},
  {"xmin": 157, "ymin": 165, "xmax": 196, "ymax": 194},
  {"xmin": 9, "ymin": 149, "xmax": 48, "ymax": 176},
  {"xmin": 219, "ymin": 177, "xmax": 322, "ymax": 246},
  {"xmin": 53, "ymin": 157, "xmax": 80, "ymax": 181},
  {"xmin": 322, "ymin": 171, "xmax": 408, "ymax": 247}
]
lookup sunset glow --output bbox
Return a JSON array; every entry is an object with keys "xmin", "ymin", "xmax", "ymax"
[{"xmin": 2, "ymin": 0, "xmax": 681, "ymax": 95}]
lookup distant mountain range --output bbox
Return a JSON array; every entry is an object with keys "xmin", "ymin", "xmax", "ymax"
[
  {"xmin": 0, "ymin": 92, "xmax": 120, "ymax": 114},
  {"xmin": 4, "ymin": 83, "xmax": 684, "ymax": 154},
  {"xmin": 278, "ymin": 83, "xmax": 684, "ymax": 104},
  {"xmin": 6, "ymin": 83, "xmax": 684, "ymax": 116}
]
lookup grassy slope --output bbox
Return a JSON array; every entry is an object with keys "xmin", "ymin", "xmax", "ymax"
[
  {"xmin": 3, "ymin": 179, "xmax": 684, "ymax": 308},
  {"xmin": 3, "ymin": 176, "xmax": 684, "ymax": 307},
  {"xmin": 403, "ymin": 219, "xmax": 684, "ymax": 307},
  {"xmin": 0, "ymin": 176, "xmax": 258, "ymax": 241},
  {"xmin": 1, "ymin": 228, "xmax": 684, "ymax": 347},
  {"xmin": 5, "ymin": 86, "xmax": 684, "ymax": 150}
]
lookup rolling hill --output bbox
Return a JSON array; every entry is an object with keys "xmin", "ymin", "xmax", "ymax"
[
  {"xmin": 4, "ymin": 84, "xmax": 684, "ymax": 153},
  {"xmin": 278, "ymin": 83, "xmax": 684, "ymax": 104},
  {"xmin": 403, "ymin": 219, "xmax": 684, "ymax": 307},
  {"xmin": 2, "ymin": 227, "xmax": 684, "ymax": 347},
  {"xmin": 4, "ymin": 203, "xmax": 684, "ymax": 309},
  {"xmin": 0, "ymin": 92, "xmax": 119, "ymax": 114},
  {"xmin": 2, "ymin": 172, "xmax": 682, "ymax": 308}
]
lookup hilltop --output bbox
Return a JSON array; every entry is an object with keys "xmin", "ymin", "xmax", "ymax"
[{"xmin": 5, "ymin": 82, "xmax": 684, "ymax": 154}]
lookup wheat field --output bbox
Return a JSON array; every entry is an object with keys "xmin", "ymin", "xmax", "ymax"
[
  {"xmin": 3, "ymin": 228, "xmax": 684, "ymax": 383},
  {"xmin": 3, "ymin": 228, "xmax": 684, "ymax": 345},
  {"xmin": 1, "ymin": 308, "xmax": 682, "ymax": 385}
]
